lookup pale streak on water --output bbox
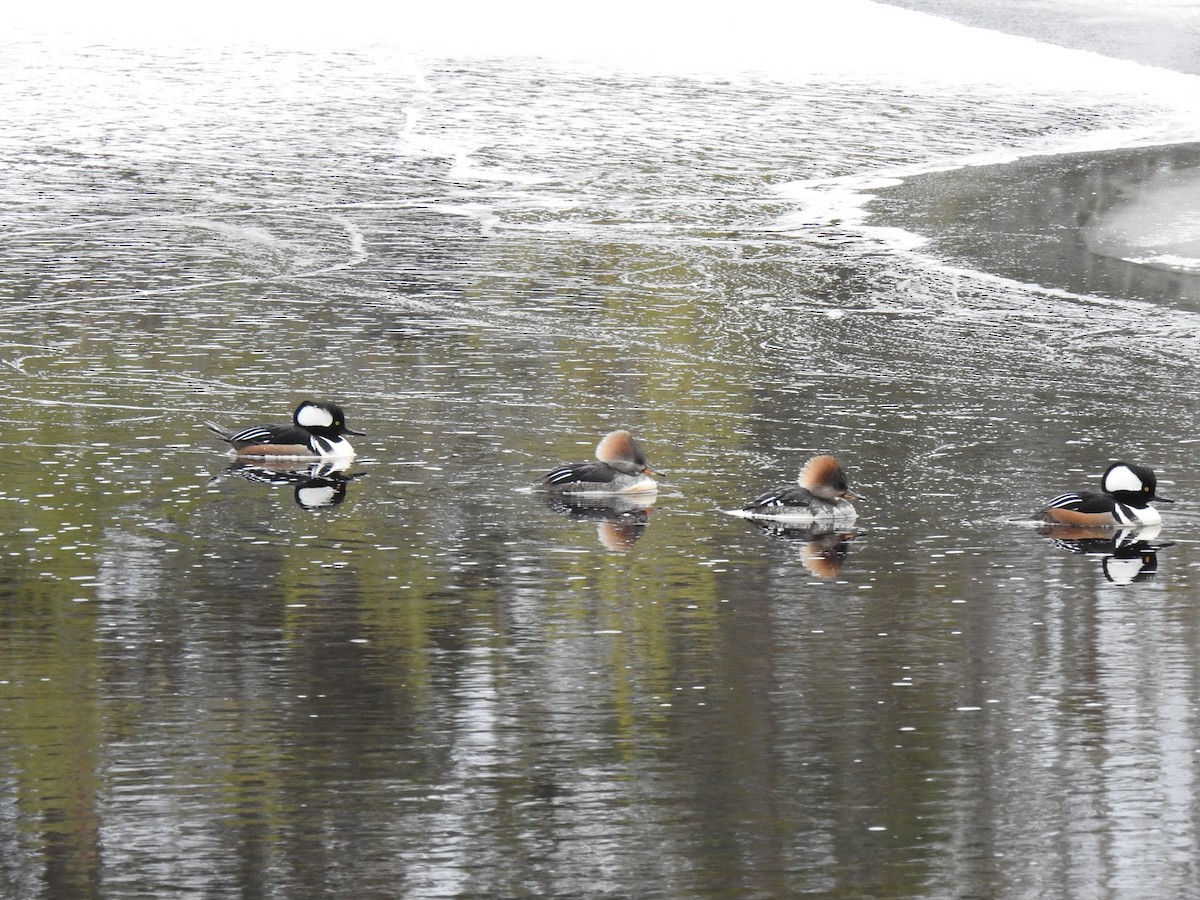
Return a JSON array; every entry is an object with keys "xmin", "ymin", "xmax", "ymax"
[{"xmin": 3, "ymin": 3, "xmax": 1200, "ymax": 897}]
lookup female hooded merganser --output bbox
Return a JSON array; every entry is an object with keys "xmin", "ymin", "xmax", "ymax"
[
  {"xmin": 542, "ymin": 429, "xmax": 660, "ymax": 495},
  {"xmin": 206, "ymin": 401, "xmax": 364, "ymax": 460},
  {"xmin": 1035, "ymin": 461, "xmax": 1173, "ymax": 527},
  {"xmin": 731, "ymin": 454, "xmax": 860, "ymax": 524}
]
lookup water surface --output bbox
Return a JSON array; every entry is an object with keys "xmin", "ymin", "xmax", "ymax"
[{"xmin": 4, "ymin": 3, "xmax": 1200, "ymax": 897}]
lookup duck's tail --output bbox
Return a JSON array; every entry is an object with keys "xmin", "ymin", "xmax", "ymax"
[{"xmin": 204, "ymin": 421, "xmax": 234, "ymax": 442}]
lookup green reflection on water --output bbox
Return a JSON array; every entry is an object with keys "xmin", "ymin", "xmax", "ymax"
[{"xmin": 4, "ymin": 48, "xmax": 1200, "ymax": 899}]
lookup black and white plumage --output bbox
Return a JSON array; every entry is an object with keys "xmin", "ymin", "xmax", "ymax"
[
  {"xmin": 1034, "ymin": 462, "xmax": 1172, "ymax": 527},
  {"xmin": 729, "ymin": 454, "xmax": 860, "ymax": 525},
  {"xmin": 205, "ymin": 401, "xmax": 364, "ymax": 460},
  {"xmin": 542, "ymin": 429, "xmax": 660, "ymax": 495},
  {"xmin": 1038, "ymin": 524, "xmax": 1171, "ymax": 585},
  {"xmin": 218, "ymin": 459, "xmax": 361, "ymax": 509}
]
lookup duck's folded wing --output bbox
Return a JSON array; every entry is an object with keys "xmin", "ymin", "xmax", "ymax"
[
  {"xmin": 1043, "ymin": 491, "xmax": 1111, "ymax": 514},
  {"xmin": 1035, "ymin": 490, "xmax": 1117, "ymax": 524},
  {"xmin": 226, "ymin": 424, "xmax": 310, "ymax": 446},
  {"xmin": 743, "ymin": 485, "xmax": 819, "ymax": 510},
  {"xmin": 544, "ymin": 461, "xmax": 617, "ymax": 487}
]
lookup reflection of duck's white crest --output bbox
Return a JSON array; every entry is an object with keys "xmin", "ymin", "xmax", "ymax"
[
  {"xmin": 1037, "ymin": 523, "xmax": 1172, "ymax": 585},
  {"xmin": 215, "ymin": 459, "xmax": 361, "ymax": 510},
  {"xmin": 293, "ymin": 482, "xmax": 344, "ymax": 510},
  {"xmin": 1102, "ymin": 553, "xmax": 1158, "ymax": 585}
]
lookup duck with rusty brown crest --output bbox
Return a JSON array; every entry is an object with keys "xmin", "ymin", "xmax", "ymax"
[
  {"xmin": 728, "ymin": 454, "xmax": 861, "ymax": 525},
  {"xmin": 542, "ymin": 430, "xmax": 661, "ymax": 495}
]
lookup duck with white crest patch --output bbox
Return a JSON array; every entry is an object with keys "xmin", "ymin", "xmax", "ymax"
[
  {"xmin": 728, "ymin": 454, "xmax": 861, "ymax": 526},
  {"xmin": 205, "ymin": 401, "xmax": 365, "ymax": 460},
  {"xmin": 1034, "ymin": 461, "xmax": 1173, "ymax": 527}
]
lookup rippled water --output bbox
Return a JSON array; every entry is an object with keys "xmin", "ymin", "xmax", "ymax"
[{"xmin": 4, "ymin": 3, "xmax": 1200, "ymax": 897}]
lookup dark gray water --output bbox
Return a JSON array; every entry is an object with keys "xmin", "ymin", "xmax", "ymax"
[
  {"xmin": 885, "ymin": 0, "xmax": 1200, "ymax": 75},
  {"xmin": 868, "ymin": 142, "xmax": 1200, "ymax": 306},
  {"xmin": 4, "ymin": 3, "xmax": 1200, "ymax": 897}
]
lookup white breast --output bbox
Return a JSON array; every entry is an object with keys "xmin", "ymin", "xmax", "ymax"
[{"xmin": 311, "ymin": 436, "xmax": 357, "ymax": 459}]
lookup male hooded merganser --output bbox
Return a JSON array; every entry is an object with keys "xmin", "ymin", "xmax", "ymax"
[
  {"xmin": 731, "ymin": 454, "xmax": 860, "ymax": 524},
  {"xmin": 1034, "ymin": 461, "xmax": 1173, "ymax": 527},
  {"xmin": 205, "ymin": 401, "xmax": 364, "ymax": 460},
  {"xmin": 542, "ymin": 429, "xmax": 660, "ymax": 495}
]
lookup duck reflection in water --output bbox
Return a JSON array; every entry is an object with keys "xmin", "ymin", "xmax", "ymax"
[
  {"xmin": 543, "ymin": 493, "xmax": 655, "ymax": 552},
  {"xmin": 215, "ymin": 458, "xmax": 363, "ymax": 510},
  {"xmin": 745, "ymin": 521, "xmax": 857, "ymax": 579},
  {"xmin": 1037, "ymin": 523, "xmax": 1172, "ymax": 585},
  {"xmin": 721, "ymin": 454, "xmax": 862, "ymax": 577}
]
